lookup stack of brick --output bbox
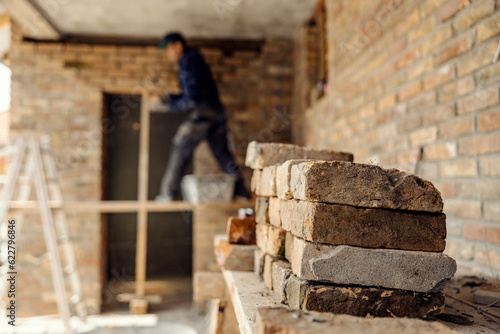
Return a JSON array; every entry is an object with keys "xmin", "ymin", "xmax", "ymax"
[
  {"xmin": 244, "ymin": 141, "xmax": 354, "ymax": 288},
  {"xmin": 214, "ymin": 214, "xmax": 258, "ymax": 271},
  {"xmin": 264, "ymin": 158, "xmax": 458, "ymax": 318}
]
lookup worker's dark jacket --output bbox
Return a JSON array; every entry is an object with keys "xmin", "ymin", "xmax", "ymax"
[{"xmin": 168, "ymin": 47, "xmax": 225, "ymax": 122}]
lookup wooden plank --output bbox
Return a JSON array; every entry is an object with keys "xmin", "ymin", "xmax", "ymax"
[
  {"xmin": 135, "ymin": 91, "xmax": 151, "ymax": 297},
  {"xmin": 222, "ymin": 270, "xmax": 280, "ymax": 334},
  {"xmin": 1, "ymin": 0, "xmax": 59, "ymax": 40},
  {"xmin": 7, "ymin": 200, "xmax": 253, "ymax": 212}
]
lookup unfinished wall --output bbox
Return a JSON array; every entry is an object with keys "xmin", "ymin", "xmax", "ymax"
[
  {"xmin": 293, "ymin": 0, "xmax": 500, "ymax": 277},
  {"xmin": 7, "ymin": 29, "xmax": 292, "ymax": 316}
]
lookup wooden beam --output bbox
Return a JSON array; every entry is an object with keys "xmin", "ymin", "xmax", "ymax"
[
  {"xmin": 1, "ymin": 0, "xmax": 59, "ymax": 40},
  {"xmin": 135, "ymin": 91, "xmax": 151, "ymax": 298}
]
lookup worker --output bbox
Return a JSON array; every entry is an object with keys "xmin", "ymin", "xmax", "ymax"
[{"xmin": 151, "ymin": 32, "xmax": 250, "ymax": 202}]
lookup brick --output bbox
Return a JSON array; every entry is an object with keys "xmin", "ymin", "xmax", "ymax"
[
  {"xmin": 245, "ymin": 141, "xmax": 353, "ymax": 169},
  {"xmin": 377, "ymin": 94, "xmax": 396, "ymax": 111},
  {"xmin": 254, "ymin": 307, "xmax": 456, "ymax": 334},
  {"xmin": 284, "ymin": 231, "xmax": 294, "ymax": 262},
  {"xmin": 424, "ymin": 142, "xmax": 457, "ymax": 160},
  {"xmin": 410, "ymin": 126, "xmax": 438, "ymax": 147},
  {"xmin": 437, "ymin": 0, "xmax": 471, "ymax": 22},
  {"xmin": 475, "ymin": 247, "xmax": 500, "ymax": 270},
  {"xmin": 226, "ymin": 216, "xmax": 256, "ymax": 244},
  {"xmin": 420, "ymin": 25, "xmax": 453, "ymax": 55},
  {"xmin": 398, "ymin": 80, "xmax": 422, "ymax": 101},
  {"xmin": 458, "ymin": 133, "xmax": 500, "ymax": 156},
  {"xmin": 290, "ymin": 237, "xmax": 457, "ymax": 293},
  {"xmin": 478, "ymin": 108, "xmax": 500, "ymax": 132},
  {"xmin": 457, "ymin": 40, "xmax": 499, "ymax": 76},
  {"xmin": 445, "ymin": 199, "xmax": 482, "ymax": 220},
  {"xmin": 441, "ymin": 159, "xmax": 477, "ymax": 177},
  {"xmin": 480, "ymin": 156, "xmax": 500, "ymax": 176},
  {"xmin": 299, "ymin": 278, "xmax": 445, "ymax": 318},
  {"xmin": 272, "ymin": 261, "xmax": 292, "ymax": 304},
  {"xmin": 251, "ymin": 165, "xmax": 278, "ymax": 196},
  {"xmin": 396, "ymin": 48, "xmax": 420, "ymax": 69},
  {"xmin": 276, "ymin": 159, "xmax": 312, "ymax": 200},
  {"xmin": 453, "ymin": 0, "xmax": 495, "ymax": 32},
  {"xmin": 476, "ymin": 11, "xmax": 500, "ymax": 44},
  {"xmin": 457, "ymin": 180, "xmax": 500, "ymax": 199},
  {"xmin": 422, "ymin": 103, "xmax": 456, "ymax": 126},
  {"xmin": 407, "ymin": 57, "xmax": 434, "ymax": 80},
  {"xmin": 445, "ymin": 240, "xmax": 474, "ymax": 261},
  {"xmin": 395, "ymin": 9, "xmax": 420, "ymax": 37},
  {"xmin": 279, "ymin": 160, "xmax": 444, "ymax": 213},
  {"xmin": 268, "ymin": 197, "xmax": 281, "ymax": 228},
  {"xmin": 255, "ymin": 197, "xmax": 270, "ymax": 225},
  {"xmin": 424, "ymin": 64, "xmax": 455, "ymax": 90},
  {"xmin": 464, "ymin": 223, "xmax": 499, "ymax": 243},
  {"xmin": 439, "ymin": 117, "xmax": 473, "ymax": 140},
  {"xmin": 263, "ymin": 254, "xmax": 277, "ymax": 290},
  {"xmin": 254, "ymin": 248, "xmax": 265, "ymax": 277},
  {"xmin": 408, "ymin": 91, "xmax": 437, "ymax": 112},
  {"xmin": 266, "ymin": 225, "xmax": 286, "ymax": 258},
  {"xmin": 256, "ymin": 224, "xmax": 269, "ymax": 251},
  {"xmin": 214, "ymin": 235, "xmax": 256, "ymax": 271},
  {"xmin": 408, "ymin": 16, "xmax": 435, "ymax": 44},
  {"xmin": 476, "ymin": 61, "xmax": 500, "ymax": 88},
  {"xmin": 484, "ymin": 202, "xmax": 500, "ymax": 222},
  {"xmin": 436, "ymin": 34, "xmax": 472, "ymax": 65},
  {"xmin": 280, "ymin": 199, "xmax": 446, "ymax": 251},
  {"xmin": 439, "ymin": 76, "xmax": 475, "ymax": 102},
  {"xmin": 193, "ymin": 272, "xmax": 225, "ymax": 301},
  {"xmin": 457, "ymin": 88, "xmax": 499, "ymax": 115}
]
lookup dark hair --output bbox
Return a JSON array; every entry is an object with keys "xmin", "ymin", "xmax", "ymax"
[{"xmin": 158, "ymin": 32, "xmax": 186, "ymax": 50}]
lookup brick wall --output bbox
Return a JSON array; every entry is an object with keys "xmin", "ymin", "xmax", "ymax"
[
  {"xmin": 293, "ymin": 0, "xmax": 500, "ymax": 277},
  {"xmin": 6, "ymin": 29, "xmax": 292, "ymax": 316}
]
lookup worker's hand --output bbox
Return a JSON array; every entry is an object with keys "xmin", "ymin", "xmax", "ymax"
[{"xmin": 150, "ymin": 94, "xmax": 170, "ymax": 113}]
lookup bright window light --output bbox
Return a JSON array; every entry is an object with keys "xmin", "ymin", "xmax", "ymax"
[{"xmin": 0, "ymin": 62, "xmax": 11, "ymax": 113}]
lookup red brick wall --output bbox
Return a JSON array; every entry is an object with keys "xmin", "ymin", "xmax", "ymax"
[
  {"xmin": 7, "ymin": 33, "xmax": 292, "ymax": 315},
  {"xmin": 293, "ymin": 0, "xmax": 500, "ymax": 277}
]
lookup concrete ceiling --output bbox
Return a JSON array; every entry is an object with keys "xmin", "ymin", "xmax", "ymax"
[{"xmin": 31, "ymin": 0, "xmax": 318, "ymax": 39}]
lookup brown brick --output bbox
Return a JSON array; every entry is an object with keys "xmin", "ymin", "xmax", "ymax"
[
  {"xmin": 441, "ymin": 159, "xmax": 477, "ymax": 177},
  {"xmin": 465, "ymin": 223, "xmax": 500, "ymax": 244},
  {"xmin": 410, "ymin": 126, "xmax": 438, "ymax": 147},
  {"xmin": 457, "ymin": 180, "xmax": 500, "ymax": 199},
  {"xmin": 458, "ymin": 133, "xmax": 500, "ymax": 156},
  {"xmin": 378, "ymin": 94, "xmax": 396, "ymax": 111},
  {"xmin": 475, "ymin": 247, "xmax": 500, "ymax": 270},
  {"xmin": 406, "ymin": 57, "xmax": 434, "ymax": 80},
  {"xmin": 480, "ymin": 156, "xmax": 500, "ymax": 176},
  {"xmin": 439, "ymin": 116, "xmax": 473, "ymax": 139},
  {"xmin": 479, "ymin": 108, "xmax": 500, "ymax": 132},
  {"xmin": 420, "ymin": 0, "xmax": 450, "ymax": 16},
  {"xmin": 453, "ymin": 0, "xmax": 495, "ymax": 32},
  {"xmin": 438, "ymin": 76, "xmax": 475, "ymax": 102},
  {"xmin": 408, "ymin": 91, "xmax": 437, "ymax": 112},
  {"xmin": 395, "ymin": 9, "xmax": 420, "ymax": 37},
  {"xmin": 434, "ymin": 181, "xmax": 457, "ymax": 197},
  {"xmin": 399, "ymin": 81, "xmax": 422, "ymax": 101},
  {"xmin": 476, "ymin": 11, "xmax": 500, "ymax": 44},
  {"xmin": 424, "ymin": 142, "xmax": 457, "ymax": 160},
  {"xmin": 445, "ymin": 240, "xmax": 474, "ymax": 261},
  {"xmin": 408, "ymin": 16, "xmax": 435, "ymax": 44},
  {"xmin": 475, "ymin": 61, "xmax": 500, "ymax": 89},
  {"xmin": 437, "ymin": 0, "xmax": 471, "ymax": 22},
  {"xmin": 457, "ymin": 40, "xmax": 499, "ymax": 76},
  {"xmin": 422, "ymin": 103, "xmax": 456, "ymax": 126},
  {"xmin": 484, "ymin": 202, "xmax": 500, "ymax": 222},
  {"xmin": 266, "ymin": 226, "xmax": 286, "ymax": 258},
  {"xmin": 445, "ymin": 199, "xmax": 481, "ymax": 219},
  {"xmin": 420, "ymin": 25, "xmax": 453, "ymax": 55},
  {"xmin": 457, "ymin": 88, "xmax": 500, "ymax": 115},
  {"xmin": 396, "ymin": 48, "xmax": 420, "ymax": 69},
  {"xmin": 436, "ymin": 34, "xmax": 472, "ymax": 65},
  {"xmin": 226, "ymin": 216, "xmax": 257, "ymax": 244},
  {"xmin": 424, "ymin": 64, "xmax": 455, "ymax": 90}
]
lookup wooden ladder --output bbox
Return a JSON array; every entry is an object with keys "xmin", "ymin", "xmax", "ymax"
[{"xmin": 0, "ymin": 135, "xmax": 87, "ymax": 333}]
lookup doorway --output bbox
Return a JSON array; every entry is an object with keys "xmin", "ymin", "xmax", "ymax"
[{"xmin": 101, "ymin": 93, "xmax": 193, "ymax": 310}]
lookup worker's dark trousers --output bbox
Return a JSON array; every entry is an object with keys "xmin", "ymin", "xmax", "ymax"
[{"xmin": 159, "ymin": 118, "xmax": 248, "ymax": 199}]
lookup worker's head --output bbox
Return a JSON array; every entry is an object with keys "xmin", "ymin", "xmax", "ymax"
[{"xmin": 159, "ymin": 32, "xmax": 186, "ymax": 62}]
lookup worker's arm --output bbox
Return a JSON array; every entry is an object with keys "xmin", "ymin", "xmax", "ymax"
[{"xmin": 168, "ymin": 59, "xmax": 203, "ymax": 113}]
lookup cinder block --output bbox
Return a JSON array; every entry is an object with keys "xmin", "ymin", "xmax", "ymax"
[
  {"xmin": 291, "ymin": 237, "xmax": 457, "ymax": 293},
  {"xmin": 278, "ymin": 160, "xmax": 444, "ymax": 213}
]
